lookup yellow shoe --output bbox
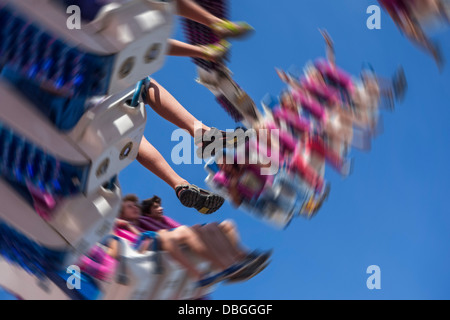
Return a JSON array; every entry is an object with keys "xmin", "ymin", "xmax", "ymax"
[
  {"xmin": 300, "ymin": 197, "xmax": 317, "ymax": 216},
  {"xmin": 210, "ymin": 20, "xmax": 254, "ymax": 40},
  {"xmin": 301, "ymin": 184, "xmax": 331, "ymax": 218},
  {"xmin": 201, "ymin": 40, "xmax": 230, "ymax": 63}
]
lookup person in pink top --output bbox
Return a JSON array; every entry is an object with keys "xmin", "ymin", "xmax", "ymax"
[
  {"xmin": 114, "ymin": 194, "xmax": 209, "ymax": 281},
  {"xmin": 137, "ymin": 195, "xmax": 272, "ymax": 285},
  {"xmin": 138, "ymin": 196, "xmax": 183, "ymax": 232},
  {"xmin": 114, "ymin": 195, "xmax": 271, "ymax": 287}
]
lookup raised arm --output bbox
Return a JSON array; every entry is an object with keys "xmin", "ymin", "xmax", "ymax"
[{"xmin": 320, "ymin": 29, "xmax": 336, "ymax": 68}]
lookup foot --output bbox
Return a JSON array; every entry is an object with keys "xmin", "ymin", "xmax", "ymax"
[
  {"xmin": 200, "ymin": 40, "xmax": 230, "ymax": 63},
  {"xmin": 195, "ymin": 127, "xmax": 247, "ymax": 159},
  {"xmin": 175, "ymin": 184, "xmax": 224, "ymax": 214},
  {"xmin": 197, "ymin": 262, "xmax": 243, "ymax": 288},
  {"xmin": 210, "ymin": 20, "xmax": 254, "ymax": 40},
  {"xmin": 224, "ymin": 250, "xmax": 272, "ymax": 284}
]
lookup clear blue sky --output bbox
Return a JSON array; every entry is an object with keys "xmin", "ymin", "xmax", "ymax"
[{"xmin": 2, "ymin": 0, "xmax": 450, "ymax": 300}]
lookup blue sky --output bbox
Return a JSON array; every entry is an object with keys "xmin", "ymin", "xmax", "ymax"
[
  {"xmin": 124, "ymin": 0, "xmax": 450, "ymax": 300},
  {"xmin": 2, "ymin": 0, "xmax": 450, "ymax": 300}
]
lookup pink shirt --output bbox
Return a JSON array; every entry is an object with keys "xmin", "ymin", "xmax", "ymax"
[{"xmin": 138, "ymin": 215, "xmax": 182, "ymax": 232}]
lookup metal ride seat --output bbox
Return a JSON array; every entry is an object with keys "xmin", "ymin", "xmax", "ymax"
[
  {"xmin": 0, "ymin": 245, "xmax": 105, "ymax": 300},
  {"xmin": 0, "ymin": 256, "xmax": 72, "ymax": 300},
  {"xmin": 0, "ymin": 0, "xmax": 171, "ymax": 300},
  {"xmin": 0, "ymin": 176, "xmax": 121, "ymax": 300},
  {"xmin": 0, "ymin": 80, "xmax": 146, "ymax": 199},
  {"xmin": 0, "ymin": 0, "xmax": 174, "ymax": 131},
  {"xmin": 0, "ymin": 56, "xmax": 145, "ymax": 300},
  {"xmin": 0, "ymin": 222, "xmax": 217, "ymax": 301},
  {"xmin": 96, "ymin": 231, "xmax": 216, "ymax": 300},
  {"xmin": 0, "ymin": 0, "xmax": 233, "ymax": 301},
  {"xmin": 0, "ymin": 175, "xmax": 121, "ymax": 268}
]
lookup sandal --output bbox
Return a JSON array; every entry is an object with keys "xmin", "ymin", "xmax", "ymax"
[
  {"xmin": 224, "ymin": 261, "xmax": 270, "ymax": 284},
  {"xmin": 196, "ymin": 261, "xmax": 245, "ymax": 288},
  {"xmin": 210, "ymin": 20, "xmax": 254, "ymax": 40},
  {"xmin": 201, "ymin": 40, "xmax": 231, "ymax": 63},
  {"xmin": 196, "ymin": 251, "xmax": 268, "ymax": 288},
  {"xmin": 175, "ymin": 184, "xmax": 224, "ymax": 214},
  {"xmin": 224, "ymin": 250, "xmax": 272, "ymax": 284},
  {"xmin": 195, "ymin": 127, "xmax": 248, "ymax": 159}
]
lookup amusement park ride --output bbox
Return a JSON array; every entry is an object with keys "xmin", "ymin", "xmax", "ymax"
[{"xmin": 6, "ymin": 0, "xmax": 445, "ymax": 300}]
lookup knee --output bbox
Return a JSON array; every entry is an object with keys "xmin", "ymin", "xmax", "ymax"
[
  {"xmin": 173, "ymin": 225, "xmax": 193, "ymax": 242},
  {"xmin": 176, "ymin": 225, "xmax": 191, "ymax": 236},
  {"xmin": 219, "ymin": 219, "xmax": 237, "ymax": 233}
]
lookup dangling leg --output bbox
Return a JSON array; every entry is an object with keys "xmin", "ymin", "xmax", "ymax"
[
  {"xmin": 217, "ymin": 220, "xmax": 245, "ymax": 255},
  {"xmin": 157, "ymin": 230, "xmax": 204, "ymax": 280},
  {"xmin": 170, "ymin": 225, "xmax": 230, "ymax": 270},
  {"xmin": 143, "ymin": 78, "xmax": 242, "ymax": 154},
  {"xmin": 175, "ymin": 0, "xmax": 223, "ymax": 27},
  {"xmin": 143, "ymin": 78, "xmax": 210, "ymax": 137},
  {"xmin": 137, "ymin": 136, "xmax": 225, "ymax": 214},
  {"xmin": 175, "ymin": 0, "xmax": 253, "ymax": 39},
  {"xmin": 191, "ymin": 224, "xmax": 238, "ymax": 268},
  {"xmin": 137, "ymin": 136, "xmax": 189, "ymax": 190},
  {"xmin": 166, "ymin": 38, "xmax": 230, "ymax": 63}
]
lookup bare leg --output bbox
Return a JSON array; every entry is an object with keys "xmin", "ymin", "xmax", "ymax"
[
  {"xmin": 158, "ymin": 230, "xmax": 203, "ymax": 279},
  {"xmin": 136, "ymin": 136, "xmax": 188, "ymax": 190},
  {"xmin": 218, "ymin": 220, "xmax": 247, "ymax": 259},
  {"xmin": 166, "ymin": 39, "xmax": 229, "ymax": 63},
  {"xmin": 174, "ymin": 0, "xmax": 253, "ymax": 39},
  {"xmin": 199, "ymin": 222, "xmax": 244, "ymax": 263},
  {"xmin": 175, "ymin": 0, "xmax": 222, "ymax": 27},
  {"xmin": 170, "ymin": 226, "xmax": 229, "ymax": 270},
  {"xmin": 167, "ymin": 39, "xmax": 209, "ymax": 59},
  {"xmin": 144, "ymin": 79, "xmax": 210, "ymax": 137}
]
